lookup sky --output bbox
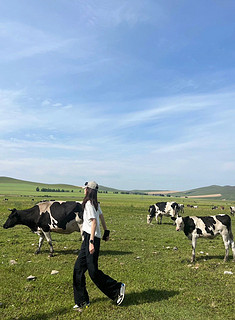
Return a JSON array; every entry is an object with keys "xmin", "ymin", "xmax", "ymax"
[{"xmin": 0, "ymin": 0, "xmax": 235, "ymax": 191}]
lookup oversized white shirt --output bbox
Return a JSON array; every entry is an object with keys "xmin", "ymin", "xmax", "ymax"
[{"xmin": 82, "ymin": 200, "xmax": 103, "ymax": 238}]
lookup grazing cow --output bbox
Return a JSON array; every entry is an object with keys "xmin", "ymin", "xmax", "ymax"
[
  {"xmin": 230, "ymin": 206, "xmax": 235, "ymax": 216},
  {"xmin": 212, "ymin": 206, "xmax": 218, "ymax": 210},
  {"xmin": 147, "ymin": 202, "xmax": 180, "ymax": 224},
  {"xmin": 3, "ymin": 201, "xmax": 83, "ymax": 256},
  {"xmin": 179, "ymin": 204, "xmax": 184, "ymax": 214},
  {"xmin": 171, "ymin": 214, "xmax": 235, "ymax": 262}
]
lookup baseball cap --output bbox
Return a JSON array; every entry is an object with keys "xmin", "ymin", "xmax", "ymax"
[{"xmin": 83, "ymin": 181, "xmax": 99, "ymax": 190}]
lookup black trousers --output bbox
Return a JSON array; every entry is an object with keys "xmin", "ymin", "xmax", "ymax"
[{"xmin": 73, "ymin": 231, "xmax": 121, "ymax": 304}]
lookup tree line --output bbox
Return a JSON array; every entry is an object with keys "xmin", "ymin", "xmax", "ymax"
[{"xmin": 36, "ymin": 187, "xmax": 73, "ymax": 193}]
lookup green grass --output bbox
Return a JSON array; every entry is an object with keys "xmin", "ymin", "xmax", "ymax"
[{"xmin": 0, "ymin": 194, "xmax": 235, "ymax": 320}]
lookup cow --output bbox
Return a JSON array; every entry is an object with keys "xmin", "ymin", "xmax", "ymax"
[
  {"xmin": 3, "ymin": 201, "xmax": 83, "ymax": 257},
  {"xmin": 212, "ymin": 206, "xmax": 218, "ymax": 210},
  {"xmin": 179, "ymin": 204, "xmax": 184, "ymax": 214},
  {"xmin": 147, "ymin": 202, "xmax": 180, "ymax": 224},
  {"xmin": 171, "ymin": 214, "xmax": 235, "ymax": 262},
  {"xmin": 230, "ymin": 206, "xmax": 235, "ymax": 216}
]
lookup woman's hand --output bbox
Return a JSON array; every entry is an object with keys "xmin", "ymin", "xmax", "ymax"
[{"xmin": 89, "ymin": 242, "xmax": 95, "ymax": 254}]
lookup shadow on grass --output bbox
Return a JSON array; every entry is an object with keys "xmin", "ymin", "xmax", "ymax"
[
  {"xmin": 13, "ymin": 307, "xmax": 69, "ymax": 320},
  {"xmin": 194, "ymin": 255, "xmax": 228, "ymax": 262},
  {"xmin": 123, "ymin": 289, "xmax": 179, "ymax": 306},
  {"xmin": 43, "ymin": 249, "xmax": 133, "ymax": 256},
  {"xmin": 181, "ymin": 254, "xmax": 226, "ymax": 263},
  {"xmin": 91, "ymin": 288, "xmax": 179, "ymax": 306}
]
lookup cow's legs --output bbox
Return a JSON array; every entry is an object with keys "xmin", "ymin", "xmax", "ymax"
[
  {"xmin": 155, "ymin": 213, "xmax": 159, "ymax": 224},
  {"xmin": 229, "ymin": 232, "xmax": 235, "ymax": 261},
  {"xmin": 191, "ymin": 236, "xmax": 197, "ymax": 263},
  {"xmin": 156, "ymin": 213, "xmax": 162, "ymax": 224},
  {"xmin": 221, "ymin": 233, "xmax": 230, "ymax": 262},
  {"xmin": 35, "ymin": 232, "xmax": 45, "ymax": 254},
  {"xmin": 43, "ymin": 231, "xmax": 54, "ymax": 257},
  {"xmin": 224, "ymin": 231, "xmax": 235, "ymax": 262}
]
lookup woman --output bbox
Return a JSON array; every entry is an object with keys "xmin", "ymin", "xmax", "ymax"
[{"xmin": 73, "ymin": 181, "xmax": 125, "ymax": 312}]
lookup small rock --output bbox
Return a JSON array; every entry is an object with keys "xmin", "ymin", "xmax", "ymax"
[
  {"xmin": 27, "ymin": 275, "xmax": 36, "ymax": 281},
  {"xmin": 9, "ymin": 260, "xmax": 17, "ymax": 265},
  {"xmin": 224, "ymin": 271, "xmax": 233, "ymax": 275},
  {"xmin": 51, "ymin": 270, "xmax": 59, "ymax": 275},
  {"xmin": 173, "ymin": 247, "xmax": 178, "ymax": 250}
]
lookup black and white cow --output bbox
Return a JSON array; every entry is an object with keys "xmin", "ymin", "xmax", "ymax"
[
  {"xmin": 179, "ymin": 204, "xmax": 184, "ymax": 214},
  {"xmin": 171, "ymin": 214, "xmax": 235, "ymax": 262},
  {"xmin": 230, "ymin": 206, "xmax": 235, "ymax": 216},
  {"xmin": 147, "ymin": 202, "xmax": 180, "ymax": 224},
  {"xmin": 3, "ymin": 201, "xmax": 83, "ymax": 256}
]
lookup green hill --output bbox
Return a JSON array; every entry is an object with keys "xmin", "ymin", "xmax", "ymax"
[
  {"xmin": 0, "ymin": 176, "xmax": 81, "ymax": 196},
  {"xmin": 0, "ymin": 177, "xmax": 235, "ymax": 200},
  {"xmin": 179, "ymin": 185, "xmax": 235, "ymax": 201}
]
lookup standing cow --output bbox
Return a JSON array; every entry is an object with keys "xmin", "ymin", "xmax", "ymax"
[
  {"xmin": 230, "ymin": 206, "xmax": 235, "ymax": 216},
  {"xmin": 3, "ymin": 201, "xmax": 83, "ymax": 256},
  {"xmin": 171, "ymin": 214, "xmax": 235, "ymax": 262},
  {"xmin": 147, "ymin": 202, "xmax": 180, "ymax": 224}
]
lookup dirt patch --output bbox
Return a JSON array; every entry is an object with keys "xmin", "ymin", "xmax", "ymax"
[
  {"xmin": 187, "ymin": 194, "xmax": 222, "ymax": 198},
  {"xmin": 147, "ymin": 190, "xmax": 179, "ymax": 195}
]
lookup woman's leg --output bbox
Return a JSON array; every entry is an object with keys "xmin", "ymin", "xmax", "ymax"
[
  {"xmin": 86, "ymin": 236, "xmax": 122, "ymax": 300},
  {"xmin": 73, "ymin": 240, "xmax": 89, "ymax": 304}
]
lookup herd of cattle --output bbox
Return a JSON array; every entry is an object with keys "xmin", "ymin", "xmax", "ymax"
[
  {"xmin": 147, "ymin": 201, "xmax": 235, "ymax": 262},
  {"xmin": 2, "ymin": 200, "xmax": 235, "ymax": 262}
]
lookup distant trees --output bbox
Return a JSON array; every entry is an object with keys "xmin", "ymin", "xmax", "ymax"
[{"xmin": 36, "ymin": 187, "xmax": 73, "ymax": 193}]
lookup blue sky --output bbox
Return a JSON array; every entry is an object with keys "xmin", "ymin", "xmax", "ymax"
[{"xmin": 0, "ymin": 0, "xmax": 235, "ymax": 190}]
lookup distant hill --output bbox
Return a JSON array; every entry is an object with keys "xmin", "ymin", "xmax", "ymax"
[
  {"xmin": 177, "ymin": 185, "xmax": 235, "ymax": 201},
  {"xmin": 0, "ymin": 177, "xmax": 235, "ymax": 201},
  {"xmin": 141, "ymin": 185, "xmax": 235, "ymax": 201}
]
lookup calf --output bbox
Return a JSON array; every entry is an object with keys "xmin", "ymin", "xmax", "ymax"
[
  {"xmin": 3, "ymin": 201, "xmax": 83, "ymax": 256},
  {"xmin": 147, "ymin": 202, "xmax": 180, "ymax": 224},
  {"xmin": 171, "ymin": 214, "xmax": 235, "ymax": 262},
  {"xmin": 230, "ymin": 206, "xmax": 235, "ymax": 216}
]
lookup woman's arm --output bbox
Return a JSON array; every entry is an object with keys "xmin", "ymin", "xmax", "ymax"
[
  {"xmin": 89, "ymin": 218, "xmax": 97, "ymax": 254},
  {"xmin": 100, "ymin": 214, "xmax": 107, "ymax": 231}
]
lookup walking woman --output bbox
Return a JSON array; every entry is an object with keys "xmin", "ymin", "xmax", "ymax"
[{"xmin": 73, "ymin": 181, "xmax": 125, "ymax": 312}]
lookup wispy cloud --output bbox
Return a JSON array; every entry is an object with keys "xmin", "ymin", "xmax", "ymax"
[{"xmin": 0, "ymin": 21, "xmax": 78, "ymax": 61}]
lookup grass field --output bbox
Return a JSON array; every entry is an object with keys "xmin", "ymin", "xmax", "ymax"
[{"xmin": 0, "ymin": 192, "xmax": 235, "ymax": 320}]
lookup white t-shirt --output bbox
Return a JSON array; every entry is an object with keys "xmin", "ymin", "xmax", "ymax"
[{"xmin": 82, "ymin": 201, "xmax": 103, "ymax": 238}]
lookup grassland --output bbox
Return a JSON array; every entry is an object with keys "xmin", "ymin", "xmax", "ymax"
[{"xmin": 0, "ymin": 185, "xmax": 235, "ymax": 319}]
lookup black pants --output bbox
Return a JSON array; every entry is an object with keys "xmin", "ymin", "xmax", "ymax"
[{"xmin": 73, "ymin": 232, "xmax": 121, "ymax": 304}]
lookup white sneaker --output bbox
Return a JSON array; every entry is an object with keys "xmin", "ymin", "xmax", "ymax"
[
  {"xmin": 73, "ymin": 301, "xmax": 90, "ymax": 312},
  {"xmin": 116, "ymin": 283, "xmax": 125, "ymax": 305}
]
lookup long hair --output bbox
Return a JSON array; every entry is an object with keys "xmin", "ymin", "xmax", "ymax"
[{"xmin": 82, "ymin": 187, "xmax": 98, "ymax": 211}]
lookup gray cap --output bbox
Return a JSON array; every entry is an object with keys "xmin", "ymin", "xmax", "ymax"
[{"xmin": 84, "ymin": 181, "xmax": 99, "ymax": 190}]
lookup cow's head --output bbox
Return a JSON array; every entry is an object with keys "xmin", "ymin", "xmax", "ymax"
[
  {"xmin": 147, "ymin": 205, "xmax": 156, "ymax": 224},
  {"xmin": 3, "ymin": 209, "xmax": 19, "ymax": 229},
  {"xmin": 171, "ymin": 202, "xmax": 180, "ymax": 215},
  {"xmin": 171, "ymin": 216, "xmax": 184, "ymax": 231}
]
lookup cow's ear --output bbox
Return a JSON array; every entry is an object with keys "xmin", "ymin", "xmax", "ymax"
[{"xmin": 171, "ymin": 217, "xmax": 176, "ymax": 221}]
